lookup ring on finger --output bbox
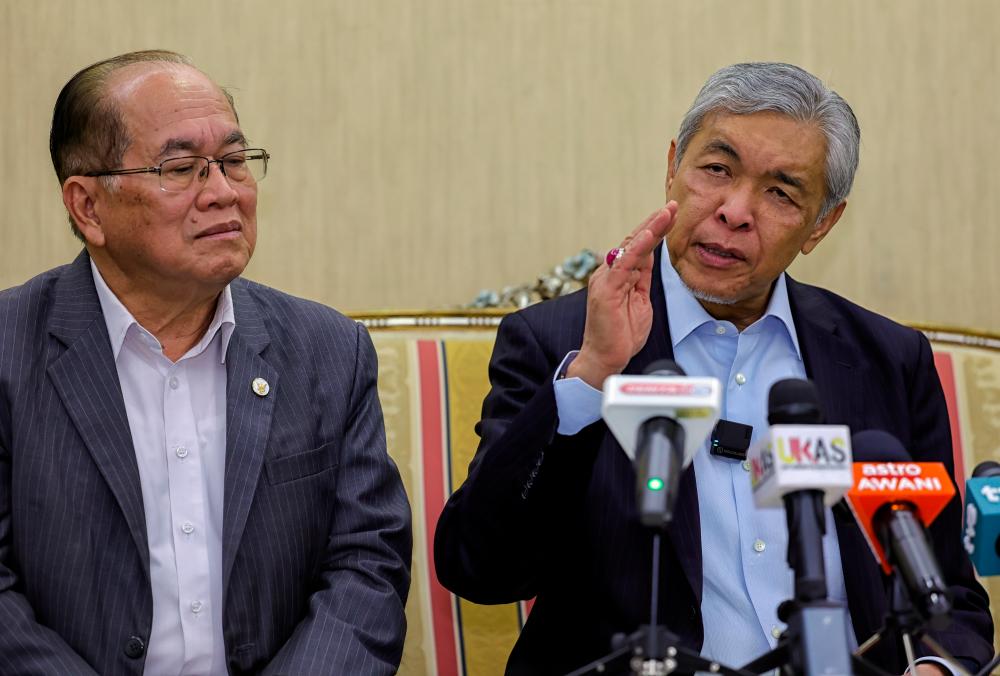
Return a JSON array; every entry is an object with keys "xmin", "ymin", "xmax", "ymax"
[{"xmin": 605, "ymin": 247, "xmax": 626, "ymax": 267}]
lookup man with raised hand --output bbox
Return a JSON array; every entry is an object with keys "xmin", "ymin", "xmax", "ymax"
[{"xmin": 435, "ymin": 63, "xmax": 993, "ymax": 675}]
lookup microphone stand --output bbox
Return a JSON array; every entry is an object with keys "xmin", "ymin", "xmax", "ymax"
[
  {"xmin": 567, "ymin": 532, "xmax": 755, "ymax": 676},
  {"xmin": 856, "ymin": 575, "xmax": 972, "ymax": 676},
  {"xmin": 568, "ymin": 426, "xmax": 753, "ymax": 676},
  {"xmin": 740, "ymin": 490, "xmax": 889, "ymax": 675}
]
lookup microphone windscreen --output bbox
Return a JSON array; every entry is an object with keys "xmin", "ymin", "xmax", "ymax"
[
  {"xmin": 767, "ymin": 378, "xmax": 822, "ymax": 425},
  {"xmin": 850, "ymin": 430, "xmax": 911, "ymax": 463},
  {"xmin": 644, "ymin": 359, "xmax": 686, "ymax": 377},
  {"xmin": 972, "ymin": 460, "xmax": 1000, "ymax": 479}
]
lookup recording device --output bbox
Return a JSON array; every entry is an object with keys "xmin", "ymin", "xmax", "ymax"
[
  {"xmin": 710, "ymin": 419, "xmax": 753, "ymax": 460},
  {"xmin": 845, "ymin": 430, "xmax": 954, "ymax": 627},
  {"xmin": 742, "ymin": 378, "xmax": 854, "ymax": 676},
  {"xmin": 748, "ymin": 379, "xmax": 853, "ymax": 601},
  {"xmin": 963, "ymin": 460, "xmax": 1000, "ymax": 577},
  {"xmin": 602, "ymin": 360, "xmax": 721, "ymax": 527}
]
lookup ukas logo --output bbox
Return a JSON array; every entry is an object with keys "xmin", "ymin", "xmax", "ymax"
[
  {"xmin": 747, "ymin": 424, "xmax": 853, "ymax": 509},
  {"xmin": 773, "ymin": 434, "xmax": 849, "ymax": 468}
]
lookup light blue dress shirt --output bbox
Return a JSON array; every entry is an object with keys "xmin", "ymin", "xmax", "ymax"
[{"xmin": 553, "ymin": 243, "xmax": 854, "ymax": 668}]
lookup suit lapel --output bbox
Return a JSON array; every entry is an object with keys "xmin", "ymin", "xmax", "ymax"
[
  {"xmin": 46, "ymin": 252, "xmax": 149, "ymax": 575},
  {"xmin": 222, "ymin": 281, "xmax": 277, "ymax": 591},
  {"xmin": 786, "ymin": 277, "xmax": 865, "ymax": 426},
  {"xmin": 622, "ymin": 246, "xmax": 703, "ymax": 604},
  {"xmin": 787, "ymin": 278, "xmax": 888, "ymax": 639}
]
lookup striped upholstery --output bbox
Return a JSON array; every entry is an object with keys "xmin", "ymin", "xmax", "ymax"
[{"xmin": 362, "ymin": 317, "xmax": 1000, "ymax": 676}]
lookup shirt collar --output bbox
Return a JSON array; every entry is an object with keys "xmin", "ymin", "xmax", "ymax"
[
  {"xmin": 90, "ymin": 258, "xmax": 236, "ymax": 363},
  {"xmin": 659, "ymin": 241, "xmax": 802, "ymax": 358}
]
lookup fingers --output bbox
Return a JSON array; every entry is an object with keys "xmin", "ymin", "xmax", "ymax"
[
  {"xmin": 625, "ymin": 207, "xmax": 665, "ymax": 241},
  {"xmin": 650, "ymin": 200, "xmax": 678, "ymax": 240},
  {"xmin": 608, "ymin": 202, "xmax": 678, "ymax": 267}
]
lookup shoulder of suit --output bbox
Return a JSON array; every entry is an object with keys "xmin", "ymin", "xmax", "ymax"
[
  {"xmin": 503, "ymin": 286, "xmax": 588, "ymax": 328},
  {"xmin": 231, "ymin": 277, "xmax": 360, "ymax": 338},
  {"xmin": 788, "ymin": 277, "xmax": 925, "ymax": 345},
  {"xmin": 0, "ymin": 262, "xmax": 74, "ymax": 317}
]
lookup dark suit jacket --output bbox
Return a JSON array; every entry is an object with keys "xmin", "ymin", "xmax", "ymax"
[
  {"xmin": 0, "ymin": 252, "xmax": 411, "ymax": 675},
  {"xmin": 435, "ymin": 248, "xmax": 994, "ymax": 675}
]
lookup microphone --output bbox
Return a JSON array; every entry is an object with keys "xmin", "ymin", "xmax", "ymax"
[
  {"xmin": 845, "ymin": 430, "xmax": 954, "ymax": 627},
  {"xmin": 962, "ymin": 460, "xmax": 1000, "ymax": 577},
  {"xmin": 748, "ymin": 378, "xmax": 853, "ymax": 600},
  {"xmin": 602, "ymin": 360, "xmax": 721, "ymax": 527}
]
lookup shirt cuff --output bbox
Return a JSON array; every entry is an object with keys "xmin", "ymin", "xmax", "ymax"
[
  {"xmin": 909, "ymin": 656, "xmax": 958, "ymax": 676},
  {"xmin": 553, "ymin": 351, "xmax": 603, "ymax": 436}
]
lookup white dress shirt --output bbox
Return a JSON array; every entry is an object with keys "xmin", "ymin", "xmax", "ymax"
[{"xmin": 92, "ymin": 261, "xmax": 232, "ymax": 676}]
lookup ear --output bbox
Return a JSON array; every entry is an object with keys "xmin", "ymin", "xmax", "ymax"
[
  {"xmin": 62, "ymin": 177, "xmax": 106, "ymax": 247},
  {"xmin": 666, "ymin": 139, "xmax": 678, "ymax": 197},
  {"xmin": 800, "ymin": 201, "xmax": 846, "ymax": 255}
]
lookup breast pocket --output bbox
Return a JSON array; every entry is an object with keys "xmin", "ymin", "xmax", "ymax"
[{"xmin": 264, "ymin": 441, "xmax": 339, "ymax": 485}]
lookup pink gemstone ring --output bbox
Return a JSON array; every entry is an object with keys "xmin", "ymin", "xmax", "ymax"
[{"xmin": 605, "ymin": 247, "xmax": 625, "ymax": 267}]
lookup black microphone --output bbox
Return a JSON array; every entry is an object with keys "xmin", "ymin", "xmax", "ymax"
[
  {"xmin": 847, "ymin": 430, "xmax": 953, "ymax": 628},
  {"xmin": 768, "ymin": 378, "xmax": 824, "ymax": 425},
  {"xmin": 767, "ymin": 378, "xmax": 829, "ymax": 602},
  {"xmin": 633, "ymin": 360, "xmax": 687, "ymax": 528}
]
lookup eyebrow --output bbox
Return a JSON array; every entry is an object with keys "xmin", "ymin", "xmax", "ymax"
[
  {"xmin": 771, "ymin": 170, "xmax": 805, "ymax": 191},
  {"xmin": 703, "ymin": 139, "xmax": 806, "ymax": 191},
  {"xmin": 704, "ymin": 140, "xmax": 740, "ymax": 162},
  {"xmin": 155, "ymin": 130, "xmax": 249, "ymax": 161}
]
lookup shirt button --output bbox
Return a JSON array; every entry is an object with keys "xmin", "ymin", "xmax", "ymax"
[
  {"xmin": 771, "ymin": 626, "xmax": 782, "ymax": 639},
  {"xmin": 715, "ymin": 325, "xmax": 726, "ymax": 335},
  {"xmin": 123, "ymin": 635, "xmax": 146, "ymax": 659},
  {"xmin": 742, "ymin": 460, "xmax": 751, "ymax": 472},
  {"xmin": 181, "ymin": 522, "xmax": 195, "ymax": 534},
  {"xmin": 753, "ymin": 539, "xmax": 766, "ymax": 553},
  {"xmin": 735, "ymin": 373, "xmax": 747, "ymax": 386},
  {"xmin": 191, "ymin": 600, "xmax": 203, "ymax": 614},
  {"xmin": 175, "ymin": 446, "xmax": 189, "ymax": 459},
  {"xmin": 168, "ymin": 376, "xmax": 180, "ymax": 390}
]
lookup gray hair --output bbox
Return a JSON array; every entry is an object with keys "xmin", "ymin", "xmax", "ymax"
[{"xmin": 673, "ymin": 62, "xmax": 860, "ymax": 222}]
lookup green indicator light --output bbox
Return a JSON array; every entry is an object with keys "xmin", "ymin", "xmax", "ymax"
[{"xmin": 647, "ymin": 477, "xmax": 664, "ymax": 491}]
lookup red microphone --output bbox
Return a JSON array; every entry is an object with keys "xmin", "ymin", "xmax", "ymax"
[{"xmin": 844, "ymin": 430, "xmax": 954, "ymax": 627}]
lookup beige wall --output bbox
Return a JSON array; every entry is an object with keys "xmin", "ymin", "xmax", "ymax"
[{"xmin": 2, "ymin": 0, "xmax": 998, "ymax": 333}]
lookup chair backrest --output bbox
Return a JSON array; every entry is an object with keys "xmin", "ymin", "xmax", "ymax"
[{"xmin": 357, "ymin": 311, "xmax": 1000, "ymax": 676}]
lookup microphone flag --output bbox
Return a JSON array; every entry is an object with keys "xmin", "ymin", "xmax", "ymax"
[
  {"xmin": 601, "ymin": 370, "xmax": 721, "ymax": 465},
  {"xmin": 963, "ymin": 461, "xmax": 1000, "ymax": 576},
  {"xmin": 748, "ymin": 424, "xmax": 854, "ymax": 508},
  {"xmin": 846, "ymin": 461, "xmax": 955, "ymax": 575}
]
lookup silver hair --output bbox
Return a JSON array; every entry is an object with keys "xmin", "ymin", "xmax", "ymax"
[{"xmin": 673, "ymin": 62, "xmax": 860, "ymax": 222}]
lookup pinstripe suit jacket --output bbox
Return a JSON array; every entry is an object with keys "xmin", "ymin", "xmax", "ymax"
[
  {"xmin": 435, "ymin": 247, "xmax": 993, "ymax": 675},
  {"xmin": 0, "ymin": 252, "xmax": 411, "ymax": 675}
]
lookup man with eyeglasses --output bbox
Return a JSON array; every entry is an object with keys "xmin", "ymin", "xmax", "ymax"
[{"xmin": 0, "ymin": 50, "xmax": 410, "ymax": 675}]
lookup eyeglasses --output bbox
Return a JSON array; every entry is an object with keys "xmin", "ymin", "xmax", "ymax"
[{"xmin": 86, "ymin": 148, "xmax": 270, "ymax": 193}]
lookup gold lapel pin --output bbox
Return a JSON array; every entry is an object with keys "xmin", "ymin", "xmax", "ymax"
[{"xmin": 251, "ymin": 377, "xmax": 270, "ymax": 397}]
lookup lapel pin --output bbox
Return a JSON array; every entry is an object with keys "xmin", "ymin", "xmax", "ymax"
[{"xmin": 251, "ymin": 377, "xmax": 270, "ymax": 397}]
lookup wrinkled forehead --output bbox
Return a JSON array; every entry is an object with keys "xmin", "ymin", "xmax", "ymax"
[{"xmin": 107, "ymin": 63, "xmax": 240, "ymax": 156}]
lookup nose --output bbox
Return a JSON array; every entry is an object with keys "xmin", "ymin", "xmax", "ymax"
[
  {"xmin": 716, "ymin": 183, "xmax": 754, "ymax": 230},
  {"xmin": 196, "ymin": 160, "xmax": 240, "ymax": 208}
]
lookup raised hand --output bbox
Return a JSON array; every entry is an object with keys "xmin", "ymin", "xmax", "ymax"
[{"xmin": 567, "ymin": 201, "xmax": 678, "ymax": 389}]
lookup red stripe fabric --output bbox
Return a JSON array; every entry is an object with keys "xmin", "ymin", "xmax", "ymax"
[
  {"xmin": 417, "ymin": 340, "xmax": 461, "ymax": 676},
  {"xmin": 933, "ymin": 352, "xmax": 966, "ymax": 499}
]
